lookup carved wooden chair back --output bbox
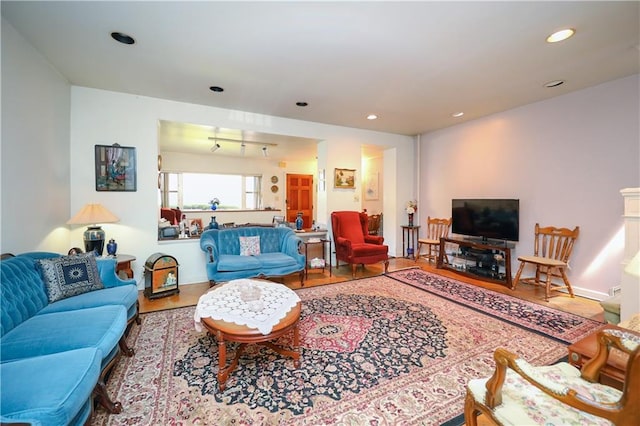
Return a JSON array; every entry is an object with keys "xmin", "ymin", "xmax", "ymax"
[
  {"xmin": 534, "ymin": 223, "xmax": 579, "ymax": 262},
  {"xmin": 367, "ymin": 214, "xmax": 382, "ymax": 235}
]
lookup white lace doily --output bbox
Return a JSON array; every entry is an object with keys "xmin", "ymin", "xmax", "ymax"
[{"xmin": 194, "ymin": 279, "xmax": 301, "ymax": 335}]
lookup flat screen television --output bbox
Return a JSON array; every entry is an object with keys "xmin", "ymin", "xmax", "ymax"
[{"xmin": 452, "ymin": 199, "xmax": 519, "ymax": 242}]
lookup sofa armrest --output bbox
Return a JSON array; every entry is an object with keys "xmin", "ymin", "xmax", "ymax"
[
  {"xmin": 282, "ymin": 233, "xmax": 306, "ymax": 265},
  {"xmin": 199, "ymin": 230, "xmax": 219, "ymax": 264},
  {"xmin": 335, "ymin": 237, "xmax": 352, "ymax": 251},
  {"xmin": 97, "ymin": 258, "xmax": 136, "ymax": 288}
]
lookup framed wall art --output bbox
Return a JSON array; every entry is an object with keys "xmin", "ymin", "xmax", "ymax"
[
  {"xmin": 364, "ymin": 172, "xmax": 379, "ymax": 200},
  {"xmin": 334, "ymin": 168, "xmax": 356, "ymax": 189},
  {"xmin": 95, "ymin": 144, "xmax": 137, "ymax": 192}
]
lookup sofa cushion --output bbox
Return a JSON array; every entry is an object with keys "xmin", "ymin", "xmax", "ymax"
[
  {"xmin": 257, "ymin": 252, "xmax": 299, "ymax": 268},
  {"xmin": 239, "ymin": 236, "xmax": 261, "ymax": 256},
  {"xmin": 0, "ymin": 348, "xmax": 101, "ymax": 426},
  {"xmin": 38, "ymin": 284, "xmax": 138, "ymax": 321},
  {"xmin": 0, "ymin": 305, "xmax": 126, "ymax": 365},
  {"xmin": 36, "ymin": 253, "xmax": 104, "ymax": 303},
  {"xmin": 218, "ymin": 254, "xmax": 261, "ymax": 272}
]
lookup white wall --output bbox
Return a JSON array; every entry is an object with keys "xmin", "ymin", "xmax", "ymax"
[
  {"xmin": 419, "ymin": 74, "xmax": 640, "ymax": 299},
  {"xmin": 69, "ymin": 88, "xmax": 414, "ymax": 286},
  {"xmin": 1, "ymin": 18, "xmax": 71, "ymax": 254}
]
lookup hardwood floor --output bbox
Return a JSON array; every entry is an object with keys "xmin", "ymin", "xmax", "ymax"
[{"xmin": 139, "ymin": 257, "xmax": 605, "ymax": 321}]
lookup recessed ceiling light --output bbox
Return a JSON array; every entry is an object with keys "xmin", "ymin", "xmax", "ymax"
[
  {"xmin": 546, "ymin": 28, "xmax": 575, "ymax": 43},
  {"xmin": 367, "ymin": 114, "xmax": 378, "ymax": 120},
  {"xmin": 452, "ymin": 112, "xmax": 464, "ymax": 118},
  {"xmin": 544, "ymin": 80, "xmax": 565, "ymax": 88},
  {"xmin": 110, "ymin": 32, "xmax": 135, "ymax": 45},
  {"xmin": 296, "ymin": 102, "xmax": 308, "ymax": 107},
  {"xmin": 209, "ymin": 86, "xmax": 224, "ymax": 92}
]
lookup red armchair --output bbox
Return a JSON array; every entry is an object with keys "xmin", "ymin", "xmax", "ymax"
[{"xmin": 331, "ymin": 211, "xmax": 389, "ymax": 277}]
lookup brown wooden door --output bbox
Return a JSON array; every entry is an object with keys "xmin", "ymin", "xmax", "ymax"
[{"xmin": 286, "ymin": 174, "xmax": 313, "ymax": 228}]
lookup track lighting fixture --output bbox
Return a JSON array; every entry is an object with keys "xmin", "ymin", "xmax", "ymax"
[
  {"xmin": 210, "ymin": 143, "xmax": 221, "ymax": 152},
  {"xmin": 240, "ymin": 143, "xmax": 246, "ymax": 156},
  {"xmin": 262, "ymin": 146, "xmax": 268, "ymax": 157}
]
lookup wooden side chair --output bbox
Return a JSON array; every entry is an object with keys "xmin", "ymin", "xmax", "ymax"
[
  {"xmin": 367, "ymin": 213, "xmax": 382, "ymax": 236},
  {"xmin": 464, "ymin": 328, "xmax": 640, "ymax": 425},
  {"xmin": 415, "ymin": 217, "xmax": 451, "ymax": 263},
  {"xmin": 512, "ymin": 223, "xmax": 579, "ymax": 301}
]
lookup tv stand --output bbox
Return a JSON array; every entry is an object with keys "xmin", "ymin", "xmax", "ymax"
[{"xmin": 437, "ymin": 237, "xmax": 513, "ymax": 288}]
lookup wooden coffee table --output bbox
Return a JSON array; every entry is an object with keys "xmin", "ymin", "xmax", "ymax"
[
  {"xmin": 198, "ymin": 285, "xmax": 301, "ymax": 391},
  {"xmin": 567, "ymin": 324, "xmax": 639, "ymax": 390}
]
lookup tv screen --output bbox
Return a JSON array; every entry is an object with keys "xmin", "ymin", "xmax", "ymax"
[{"xmin": 452, "ymin": 199, "xmax": 519, "ymax": 241}]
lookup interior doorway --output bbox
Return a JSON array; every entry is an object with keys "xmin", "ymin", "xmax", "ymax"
[{"xmin": 286, "ymin": 174, "xmax": 314, "ymax": 228}]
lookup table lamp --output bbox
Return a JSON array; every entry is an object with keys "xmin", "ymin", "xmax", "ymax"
[{"xmin": 67, "ymin": 203, "xmax": 119, "ymax": 255}]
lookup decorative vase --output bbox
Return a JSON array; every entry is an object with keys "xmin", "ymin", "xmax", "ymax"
[
  {"xmin": 295, "ymin": 212, "xmax": 304, "ymax": 230},
  {"xmin": 408, "ymin": 213, "xmax": 414, "ymax": 227},
  {"xmin": 106, "ymin": 239, "xmax": 118, "ymax": 256},
  {"xmin": 209, "ymin": 216, "xmax": 219, "ymax": 230},
  {"xmin": 211, "ymin": 204, "xmax": 217, "ymax": 210}
]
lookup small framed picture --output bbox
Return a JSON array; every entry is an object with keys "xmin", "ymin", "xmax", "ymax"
[
  {"xmin": 95, "ymin": 144, "xmax": 137, "ymax": 192},
  {"xmin": 334, "ymin": 168, "xmax": 356, "ymax": 189}
]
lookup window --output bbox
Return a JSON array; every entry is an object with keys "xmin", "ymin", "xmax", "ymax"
[{"xmin": 160, "ymin": 172, "xmax": 263, "ymax": 210}]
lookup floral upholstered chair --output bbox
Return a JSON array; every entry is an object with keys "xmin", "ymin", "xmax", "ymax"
[{"xmin": 464, "ymin": 328, "xmax": 640, "ymax": 425}]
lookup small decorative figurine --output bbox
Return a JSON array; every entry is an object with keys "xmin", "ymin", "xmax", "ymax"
[{"xmin": 106, "ymin": 239, "xmax": 118, "ymax": 256}]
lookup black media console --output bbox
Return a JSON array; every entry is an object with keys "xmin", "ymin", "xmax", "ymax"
[{"xmin": 437, "ymin": 237, "xmax": 514, "ymax": 288}]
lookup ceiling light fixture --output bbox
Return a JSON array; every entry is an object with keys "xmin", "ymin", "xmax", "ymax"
[
  {"xmin": 209, "ymin": 86, "xmax": 224, "ymax": 92},
  {"xmin": 240, "ymin": 143, "xmax": 246, "ymax": 156},
  {"xmin": 210, "ymin": 142, "xmax": 221, "ymax": 152},
  {"xmin": 546, "ymin": 28, "xmax": 575, "ymax": 43},
  {"xmin": 544, "ymin": 80, "xmax": 565, "ymax": 88},
  {"xmin": 452, "ymin": 112, "xmax": 464, "ymax": 118},
  {"xmin": 367, "ymin": 114, "xmax": 378, "ymax": 120},
  {"xmin": 262, "ymin": 146, "xmax": 268, "ymax": 157},
  {"xmin": 296, "ymin": 101, "xmax": 308, "ymax": 107},
  {"xmin": 110, "ymin": 32, "xmax": 135, "ymax": 45},
  {"xmin": 207, "ymin": 137, "xmax": 278, "ymax": 147}
]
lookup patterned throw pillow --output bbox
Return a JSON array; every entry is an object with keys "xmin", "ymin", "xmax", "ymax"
[
  {"xmin": 36, "ymin": 252, "xmax": 104, "ymax": 303},
  {"xmin": 239, "ymin": 236, "xmax": 261, "ymax": 256}
]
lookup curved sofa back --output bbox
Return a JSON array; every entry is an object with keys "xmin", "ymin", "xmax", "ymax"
[
  {"xmin": 0, "ymin": 256, "xmax": 50, "ymax": 337},
  {"xmin": 201, "ymin": 226, "xmax": 296, "ymax": 256}
]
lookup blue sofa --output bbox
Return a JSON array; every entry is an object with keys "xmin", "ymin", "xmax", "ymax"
[
  {"xmin": 0, "ymin": 252, "xmax": 139, "ymax": 425},
  {"xmin": 200, "ymin": 226, "xmax": 305, "ymax": 285}
]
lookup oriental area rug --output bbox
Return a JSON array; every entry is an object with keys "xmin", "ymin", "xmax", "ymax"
[{"xmin": 94, "ymin": 270, "xmax": 603, "ymax": 426}]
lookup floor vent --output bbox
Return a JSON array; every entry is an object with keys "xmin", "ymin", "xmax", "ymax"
[{"xmin": 609, "ymin": 286, "xmax": 622, "ymax": 297}]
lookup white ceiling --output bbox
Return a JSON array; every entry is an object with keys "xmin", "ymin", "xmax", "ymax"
[{"xmin": 3, "ymin": 1, "xmax": 638, "ymax": 159}]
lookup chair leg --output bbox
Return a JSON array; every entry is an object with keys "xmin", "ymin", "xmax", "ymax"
[
  {"xmin": 415, "ymin": 242, "xmax": 422, "ymax": 262},
  {"xmin": 383, "ymin": 259, "xmax": 389, "ymax": 273},
  {"xmin": 559, "ymin": 267, "xmax": 575, "ymax": 298},
  {"xmin": 545, "ymin": 269, "xmax": 553, "ymax": 301},
  {"xmin": 512, "ymin": 261, "xmax": 525, "ymax": 290},
  {"xmin": 463, "ymin": 391, "xmax": 479, "ymax": 426},
  {"xmin": 351, "ymin": 264, "xmax": 357, "ymax": 278}
]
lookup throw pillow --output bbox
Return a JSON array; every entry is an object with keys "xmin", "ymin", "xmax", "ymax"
[
  {"xmin": 36, "ymin": 252, "xmax": 104, "ymax": 303},
  {"xmin": 239, "ymin": 236, "xmax": 261, "ymax": 256}
]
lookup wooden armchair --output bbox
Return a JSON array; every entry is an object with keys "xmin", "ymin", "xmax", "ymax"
[
  {"xmin": 415, "ymin": 217, "xmax": 451, "ymax": 263},
  {"xmin": 464, "ymin": 328, "xmax": 640, "ymax": 426},
  {"xmin": 331, "ymin": 211, "xmax": 389, "ymax": 277},
  {"xmin": 512, "ymin": 223, "xmax": 580, "ymax": 300}
]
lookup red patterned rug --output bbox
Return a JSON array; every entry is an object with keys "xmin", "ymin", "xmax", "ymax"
[{"xmin": 93, "ymin": 272, "xmax": 603, "ymax": 425}]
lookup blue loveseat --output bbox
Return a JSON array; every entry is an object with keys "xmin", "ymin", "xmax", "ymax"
[
  {"xmin": 0, "ymin": 252, "xmax": 139, "ymax": 425},
  {"xmin": 200, "ymin": 226, "xmax": 305, "ymax": 285}
]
